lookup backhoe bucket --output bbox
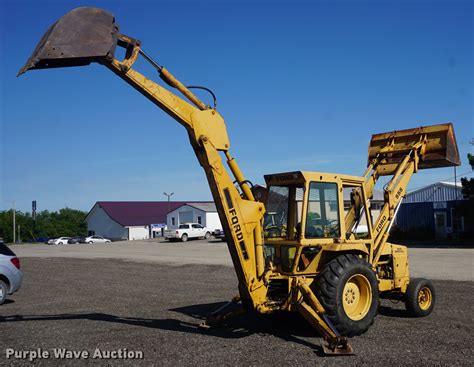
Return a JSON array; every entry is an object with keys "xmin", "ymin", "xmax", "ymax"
[
  {"xmin": 368, "ymin": 123, "xmax": 460, "ymax": 175},
  {"xmin": 18, "ymin": 7, "xmax": 119, "ymax": 76}
]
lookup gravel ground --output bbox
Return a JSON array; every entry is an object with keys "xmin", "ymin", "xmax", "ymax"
[
  {"xmin": 1, "ymin": 258, "xmax": 473, "ymax": 366},
  {"xmin": 10, "ymin": 241, "xmax": 473, "ymax": 281}
]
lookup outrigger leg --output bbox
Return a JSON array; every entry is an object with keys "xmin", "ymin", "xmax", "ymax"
[
  {"xmin": 295, "ymin": 279, "xmax": 353, "ymax": 355},
  {"xmin": 199, "ymin": 296, "xmax": 246, "ymax": 329}
]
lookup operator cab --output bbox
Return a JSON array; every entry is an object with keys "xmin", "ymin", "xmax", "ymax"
[{"xmin": 263, "ymin": 171, "xmax": 371, "ymax": 275}]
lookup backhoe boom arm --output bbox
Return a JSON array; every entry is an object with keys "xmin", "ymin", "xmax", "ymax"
[
  {"xmin": 17, "ymin": 6, "xmax": 268, "ymax": 308},
  {"xmin": 105, "ymin": 39, "xmax": 268, "ymax": 307}
]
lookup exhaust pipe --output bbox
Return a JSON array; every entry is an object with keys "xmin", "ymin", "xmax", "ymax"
[{"xmin": 18, "ymin": 7, "xmax": 119, "ymax": 76}]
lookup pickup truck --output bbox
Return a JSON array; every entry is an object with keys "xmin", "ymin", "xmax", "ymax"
[
  {"xmin": 213, "ymin": 229, "xmax": 226, "ymax": 241},
  {"xmin": 164, "ymin": 223, "xmax": 212, "ymax": 242}
]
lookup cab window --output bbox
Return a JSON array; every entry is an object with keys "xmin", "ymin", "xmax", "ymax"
[
  {"xmin": 305, "ymin": 182, "xmax": 340, "ymax": 238},
  {"xmin": 264, "ymin": 185, "xmax": 304, "ymax": 240}
]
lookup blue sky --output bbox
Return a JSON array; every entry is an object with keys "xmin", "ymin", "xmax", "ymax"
[{"xmin": 1, "ymin": 0, "xmax": 472, "ymax": 212}]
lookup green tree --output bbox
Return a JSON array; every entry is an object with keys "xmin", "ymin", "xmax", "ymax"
[
  {"xmin": 0, "ymin": 208, "xmax": 87, "ymax": 244},
  {"xmin": 467, "ymin": 153, "xmax": 474, "ymax": 169},
  {"xmin": 456, "ymin": 153, "xmax": 474, "ymax": 234}
]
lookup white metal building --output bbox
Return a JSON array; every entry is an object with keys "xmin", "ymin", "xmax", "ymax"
[
  {"xmin": 85, "ymin": 201, "xmax": 192, "ymax": 241},
  {"xmin": 167, "ymin": 203, "xmax": 222, "ymax": 232},
  {"xmin": 86, "ymin": 204, "xmax": 129, "ymax": 240}
]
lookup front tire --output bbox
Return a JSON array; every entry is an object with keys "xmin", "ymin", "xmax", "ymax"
[
  {"xmin": 0, "ymin": 280, "xmax": 8, "ymax": 305},
  {"xmin": 204, "ymin": 232, "xmax": 211, "ymax": 240},
  {"xmin": 88, "ymin": 241, "xmax": 93, "ymax": 244},
  {"xmin": 316, "ymin": 254, "xmax": 379, "ymax": 337},
  {"xmin": 405, "ymin": 278, "xmax": 435, "ymax": 317}
]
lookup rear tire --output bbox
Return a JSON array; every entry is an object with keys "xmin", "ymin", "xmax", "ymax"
[
  {"xmin": 316, "ymin": 254, "xmax": 379, "ymax": 337},
  {"xmin": 0, "ymin": 280, "xmax": 8, "ymax": 305},
  {"xmin": 405, "ymin": 278, "xmax": 435, "ymax": 317},
  {"xmin": 181, "ymin": 234, "xmax": 188, "ymax": 242}
]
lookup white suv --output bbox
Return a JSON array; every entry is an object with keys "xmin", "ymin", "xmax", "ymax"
[{"xmin": 0, "ymin": 241, "xmax": 23, "ymax": 305}]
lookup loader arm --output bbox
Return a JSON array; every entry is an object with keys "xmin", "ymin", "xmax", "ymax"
[
  {"xmin": 18, "ymin": 8, "xmax": 267, "ymax": 308},
  {"xmin": 344, "ymin": 124, "xmax": 460, "ymax": 264}
]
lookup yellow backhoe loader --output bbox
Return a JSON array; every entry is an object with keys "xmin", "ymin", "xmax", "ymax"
[{"xmin": 19, "ymin": 7, "xmax": 460, "ymax": 355}]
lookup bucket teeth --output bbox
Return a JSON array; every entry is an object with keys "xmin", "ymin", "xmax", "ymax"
[{"xmin": 18, "ymin": 7, "xmax": 119, "ymax": 76}]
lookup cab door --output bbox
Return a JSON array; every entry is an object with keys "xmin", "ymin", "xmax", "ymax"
[{"xmin": 192, "ymin": 224, "xmax": 204, "ymax": 237}]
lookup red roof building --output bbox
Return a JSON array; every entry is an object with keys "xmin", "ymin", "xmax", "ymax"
[{"xmin": 85, "ymin": 201, "xmax": 212, "ymax": 241}]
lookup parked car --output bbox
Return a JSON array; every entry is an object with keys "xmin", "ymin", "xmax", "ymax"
[
  {"xmin": 164, "ymin": 223, "xmax": 211, "ymax": 242},
  {"xmin": 0, "ymin": 240, "xmax": 23, "ymax": 305},
  {"xmin": 213, "ymin": 229, "xmax": 227, "ymax": 241},
  {"xmin": 84, "ymin": 235, "xmax": 111, "ymax": 244},
  {"xmin": 68, "ymin": 236, "xmax": 85, "ymax": 244},
  {"xmin": 48, "ymin": 237, "xmax": 71, "ymax": 245}
]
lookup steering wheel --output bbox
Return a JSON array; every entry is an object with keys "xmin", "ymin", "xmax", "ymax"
[
  {"xmin": 326, "ymin": 220, "xmax": 340, "ymax": 237},
  {"xmin": 265, "ymin": 225, "xmax": 282, "ymax": 238},
  {"xmin": 305, "ymin": 225, "xmax": 324, "ymax": 238}
]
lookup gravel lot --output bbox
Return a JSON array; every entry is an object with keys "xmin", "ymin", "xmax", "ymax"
[
  {"xmin": 9, "ymin": 239, "xmax": 474, "ymax": 281},
  {"xmin": 1, "ymin": 257, "xmax": 473, "ymax": 366}
]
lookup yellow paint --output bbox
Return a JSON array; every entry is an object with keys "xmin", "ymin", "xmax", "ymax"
[
  {"xmin": 342, "ymin": 274, "xmax": 372, "ymax": 321},
  {"xmin": 418, "ymin": 287, "xmax": 433, "ymax": 310}
]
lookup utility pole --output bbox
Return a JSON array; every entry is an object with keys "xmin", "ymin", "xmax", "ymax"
[
  {"xmin": 163, "ymin": 192, "xmax": 174, "ymax": 213},
  {"xmin": 12, "ymin": 201, "xmax": 16, "ymax": 244}
]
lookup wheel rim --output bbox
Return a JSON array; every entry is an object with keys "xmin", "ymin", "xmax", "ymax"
[
  {"xmin": 342, "ymin": 274, "xmax": 372, "ymax": 321},
  {"xmin": 418, "ymin": 286, "xmax": 432, "ymax": 310}
]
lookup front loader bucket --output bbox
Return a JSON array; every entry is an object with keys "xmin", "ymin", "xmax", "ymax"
[
  {"xmin": 368, "ymin": 123, "xmax": 460, "ymax": 175},
  {"xmin": 18, "ymin": 7, "xmax": 119, "ymax": 76}
]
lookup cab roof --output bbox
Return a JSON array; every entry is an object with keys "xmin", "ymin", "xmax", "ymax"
[{"xmin": 264, "ymin": 171, "xmax": 366, "ymax": 186}]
